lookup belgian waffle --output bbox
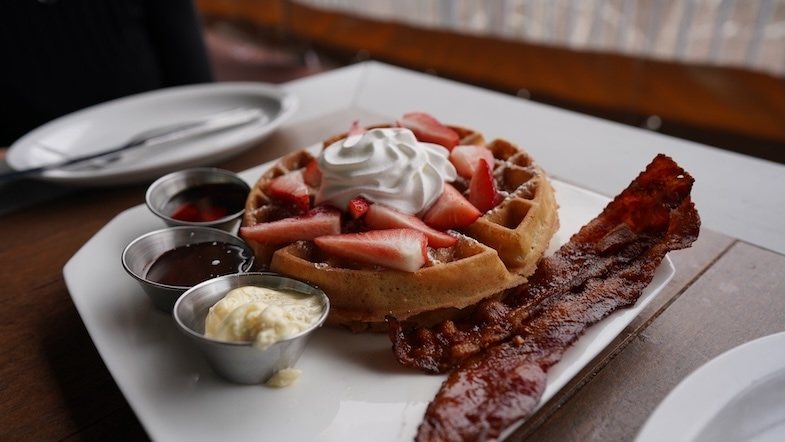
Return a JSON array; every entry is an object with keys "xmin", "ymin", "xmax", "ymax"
[{"xmin": 241, "ymin": 123, "xmax": 559, "ymax": 332}]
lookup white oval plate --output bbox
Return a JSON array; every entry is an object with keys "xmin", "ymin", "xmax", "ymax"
[
  {"xmin": 636, "ymin": 331, "xmax": 785, "ymax": 442},
  {"xmin": 6, "ymin": 82, "xmax": 297, "ymax": 186}
]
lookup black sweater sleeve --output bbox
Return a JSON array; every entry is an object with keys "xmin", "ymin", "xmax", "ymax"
[{"xmin": 0, "ymin": 0, "xmax": 213, "ymax": 146}]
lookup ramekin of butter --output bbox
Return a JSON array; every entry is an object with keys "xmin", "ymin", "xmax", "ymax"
[{"xmin": 173, "ymin": 272, "xmax": 329, "ymax": 385}]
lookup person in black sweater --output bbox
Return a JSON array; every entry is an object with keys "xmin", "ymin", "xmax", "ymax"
[{"xmin": 0, "ymin": 0, "xmax": 213, "ymax": 147}]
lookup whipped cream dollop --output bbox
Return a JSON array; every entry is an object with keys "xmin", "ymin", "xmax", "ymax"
[{"xmin": 316, "ymin": 127, "xmax": 457, "ymax": 215}]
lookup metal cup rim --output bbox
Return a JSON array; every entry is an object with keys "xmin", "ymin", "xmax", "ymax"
[
  {"xmin": 121, "ymin": 225, "xmax": 255, "ymax": 291},
  {"xmin": 172, "ymin": 272, "xmax": 330, "ymax": 348}
]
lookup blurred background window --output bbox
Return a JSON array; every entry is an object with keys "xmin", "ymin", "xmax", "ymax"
[
  {"xmin": 296, "ymin": 0, "xmax": 785, "ymax": 78},
  {"xmin": 188, "ymin": 1, "xmax": 785, "ymax": 162}
]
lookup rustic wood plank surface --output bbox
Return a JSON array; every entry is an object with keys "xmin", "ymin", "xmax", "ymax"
[
  {"xmin": 196, "ymin": 0, "xmax": 785, "ymax": 163},
  {"xmin": 1, "ymin": 107, "xmax": 782, "ymax": 441}
]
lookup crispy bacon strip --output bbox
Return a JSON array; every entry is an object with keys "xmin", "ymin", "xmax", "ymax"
[
  {"xmin": 389, "ymin": 154, "xmax": 698, "ymax": 374},
  {"xmin": 417, "ymin": 196, "xmax": 699, "ymax": 441},
  {"xmin": 385, "ymin": 154, "xmax": 700, "ymax": 441}
]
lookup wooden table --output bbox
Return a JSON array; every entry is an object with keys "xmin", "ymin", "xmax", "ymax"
[{"xmin": 2, "ymin": 62, "xmax": 784, "ymax": 440}]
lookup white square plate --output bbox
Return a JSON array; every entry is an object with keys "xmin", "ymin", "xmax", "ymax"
[{"xmin": 64, "ymin": 153, "xmax": 673, "ymax": 441}]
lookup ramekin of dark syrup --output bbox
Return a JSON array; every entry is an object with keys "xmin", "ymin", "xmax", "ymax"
[
  {"xmin": 146, "ymin": 168, "xmax": 250, "ymax": 232},
  {"xmin": 122, "ymin": 226, "xmax": 255, "ymax": 313}
]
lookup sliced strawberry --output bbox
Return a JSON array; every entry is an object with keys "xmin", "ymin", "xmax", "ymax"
[
  {"xmin": 302, "ymin": 160, "xmax": 322, "ymax": 188},
  {"xmin": 423, "ymin": 184, "xmax": 481, "ymax": 230},
  {"xmin": 398, "ymin": 112, "xmax": 460, "ymax": 150},
  {"xmin": 347, "ymin": 196, "xmax": 370, "ymax": 220},
  {"xmin": 449, "ymin": 144, "xmax": 495, "ymax": 178},
  {"xmin": 469, "ymin": 158, "xmax": 499, "ymax": 213},
  {"xmin": 269, "ymin": 170, "xmax": 311, "ymax": 213},
  {"xmin": 314, "ymin": 228, "xmax": 427, "ymax": 272},
  {"xmin": 364, "ymin": 203, "xmax": 456, "ymax": 248},
  {"xmin": 240, "ymin": 207, "xmax": 341, "ymax": 244}
]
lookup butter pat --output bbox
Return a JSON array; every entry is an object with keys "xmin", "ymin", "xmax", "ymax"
[
  {"xmin": 266, "ymin": 368, "xmax": 302, "ymax": 388},
  {"xmin": 204, "ymin": 286, "xmax": 324, "ymax": 350}
]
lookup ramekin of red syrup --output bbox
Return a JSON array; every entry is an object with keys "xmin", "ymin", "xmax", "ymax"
[{"xmin": 145, "ymin": 168, "xmax": 250, "ymax": 232}]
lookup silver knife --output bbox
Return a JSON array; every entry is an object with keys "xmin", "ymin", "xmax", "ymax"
[{"xmin": 1, "ymin": 107, "xmax": 265, "ymax": 183}]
